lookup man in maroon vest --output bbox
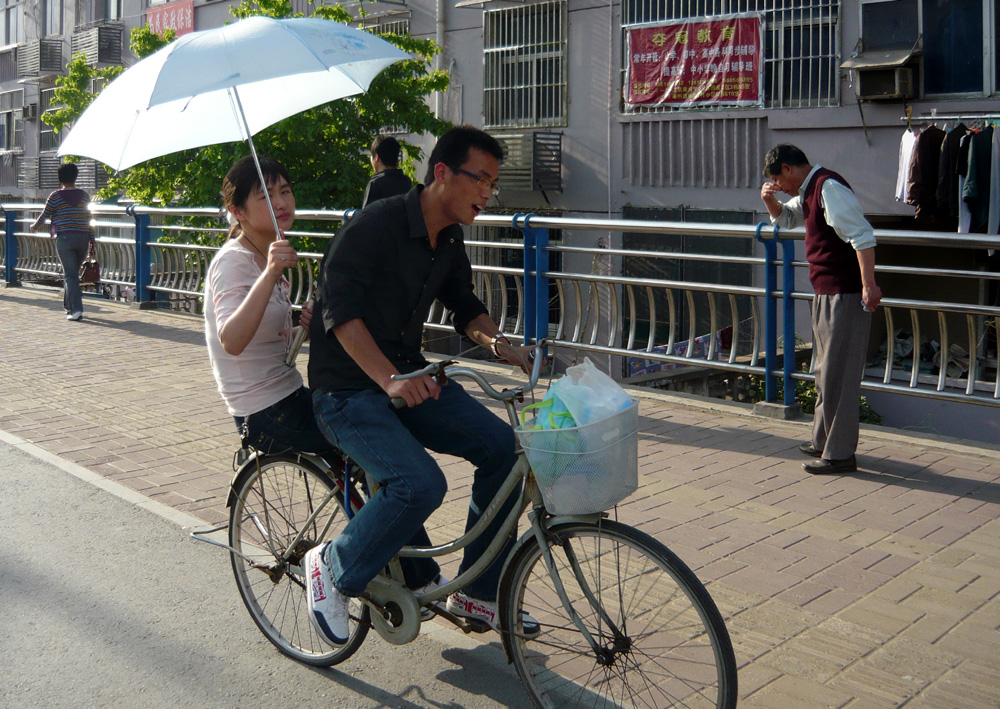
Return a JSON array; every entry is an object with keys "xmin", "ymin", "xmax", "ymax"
[{"xmin": 761, "ymin": 144, "xmax": 883, "ymax": 474}]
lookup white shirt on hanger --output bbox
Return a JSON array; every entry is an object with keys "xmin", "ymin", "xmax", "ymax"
[{"xmin": 895, "ymin": 129, "xmax": 918, "ymax": 202}]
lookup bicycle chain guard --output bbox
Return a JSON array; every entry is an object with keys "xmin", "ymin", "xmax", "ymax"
[{"xmin": 364, "ymin": 575, "xmax": 421, "ymax": 645}]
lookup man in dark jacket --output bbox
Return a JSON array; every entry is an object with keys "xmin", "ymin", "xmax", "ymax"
[
  {"xmin": 761, "ymin": 144, "xmax": 883, "ymax": 475},
  {"xmin": 361, "ymin": 135, "xmax": 412, "ymax": 208}
]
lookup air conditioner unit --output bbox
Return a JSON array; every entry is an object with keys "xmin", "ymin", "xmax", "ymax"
[
  {"xmin": 495, "ymin": 132, "xmax": 563, "ymax": 193},
  {"xmin": 857, "ymin": 66, "xmax": 915, "ymax": 100},
  {"xmin": 20, "ymin": 103, "xmax": 37, "ymax": 120}
]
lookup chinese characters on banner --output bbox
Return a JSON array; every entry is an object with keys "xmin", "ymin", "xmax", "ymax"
[
  {"xmin": 147, "ymin": 0, "xmax": 194, "ymax": 38},
  {"xmin": 626, "ymin": 14, "xmax": 764, "ymax": 108}
]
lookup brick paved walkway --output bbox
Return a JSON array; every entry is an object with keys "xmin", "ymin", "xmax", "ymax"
[{"xmin": 3, "ymin": 285, "xmax": 998, "ymax": 708}]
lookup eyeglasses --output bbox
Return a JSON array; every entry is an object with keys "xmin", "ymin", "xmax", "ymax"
[{"xmin": 449, "ymin": 166, "xmax": 501, "ymax": 197}]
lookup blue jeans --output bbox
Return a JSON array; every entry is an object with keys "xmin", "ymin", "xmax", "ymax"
[
  {"xmin": 55, "ymin": 231, "xmax": 91, "ymax": 315},
  {"xmin": 235, "ymin": 386, "xmax": 335, "ymax": 455},
  {"xmin": 312, "ymin": 382, "xmax": 519, "ymax": 600}
]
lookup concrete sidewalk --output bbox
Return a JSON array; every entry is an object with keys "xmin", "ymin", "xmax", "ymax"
[{"xmin": 2, "ymin": 286, "xmax": 998, "ymax": 708}]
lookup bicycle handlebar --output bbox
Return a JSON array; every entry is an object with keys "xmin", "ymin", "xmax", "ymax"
[{"xmin": 389, "ymin": 340, "xmax": 547, "ymax": 410}]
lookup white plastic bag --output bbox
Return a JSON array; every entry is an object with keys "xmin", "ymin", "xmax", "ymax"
[{"xmin": 553, "ymin": 357, "xmax": 632, "ymax": 426}]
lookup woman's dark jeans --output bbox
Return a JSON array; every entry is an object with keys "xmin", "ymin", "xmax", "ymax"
[{"xmin": 234, "ymin": 386, "xmax": 334, "ymax": 455}]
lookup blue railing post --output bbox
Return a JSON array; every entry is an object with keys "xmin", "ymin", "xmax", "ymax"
[
  {"xmin": 754, "ymin": 223, "xmax": 778, "ymax": 402},
  {"xmin": 525, "ymin": 214, "xmax": 550, "ymax": 355},
  {"xmin": 3, "ymin": 208, "xmax": 18, "ymax": 286},
  {"xmin": 779, "ymin": 235, "xmax": 796, "ymax": 406},
  {"xmin": 514, "ymin": 213, "xmax": 533, "ymax": 341},
  {"xmin": 516, "ymin": 213, "xmax": 550, "ymax": 354},
  {"xmin": 127, "ymin": 205, "xmax": 153, "ymax": 305}
]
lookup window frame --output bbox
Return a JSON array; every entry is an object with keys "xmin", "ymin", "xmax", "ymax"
[
  {"xmin": 39, "ymin": 87, "xmax": 60, "ymax": 153},
  {"xmin": 43, "ymin": 0, "xmax": 61, "ymax": 37},
  {"xmin": 858, "ymin": 0, "xmax": 998, "ymax": 98},
  {"xmin": 483, "ymin": 0, "xmax": 568, "ymax": 130},
  {"xmin": 0, "ymin": 88, "xmax": 22, "ymax": 152},
  {"xmin": 1, "ymin": 0, "xmax": 24, "ymax": 46}
]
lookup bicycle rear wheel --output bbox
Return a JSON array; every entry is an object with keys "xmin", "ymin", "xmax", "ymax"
[
  {"xmin": 499, "ymin": 520, "xmax": 737, "ymax": 708},
  {"xmin": 229, "ymin": 455, "xmax": 369, "ymax": 667}
]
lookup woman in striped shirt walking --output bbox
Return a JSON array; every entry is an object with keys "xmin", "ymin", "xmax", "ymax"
[{"xmin": 30, "ymin": 163, "xmax": 95, "ymax": 321}]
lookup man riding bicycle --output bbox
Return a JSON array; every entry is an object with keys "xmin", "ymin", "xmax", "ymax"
[{"xmin": 305, "ymin": 125, "xmax": 538, "ymax": 646}]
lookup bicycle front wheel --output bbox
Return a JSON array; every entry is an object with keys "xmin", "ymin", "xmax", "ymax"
[
  {"xmin": 499, "ymin": 520, "xmax": 737, "ymax": 708},
  {"xmin": 229, "ymin": 455, "xmax": 369, "ymax": 667}
]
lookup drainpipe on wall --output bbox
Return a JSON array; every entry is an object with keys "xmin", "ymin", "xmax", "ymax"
[{"xmin": 435, "ymin": 0, "xmax": 445, "ymax": 118}]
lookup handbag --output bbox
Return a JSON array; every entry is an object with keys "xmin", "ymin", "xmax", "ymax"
[{"xmin": 80, "ymin": 241, "xmax": 100, "ymax": 285}]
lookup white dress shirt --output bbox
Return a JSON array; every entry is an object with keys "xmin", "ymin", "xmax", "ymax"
[{"xmin": 770, "ymin": 165, "xmax": 877, "ymax": 251}]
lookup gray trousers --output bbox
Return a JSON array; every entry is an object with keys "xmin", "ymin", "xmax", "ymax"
[
  {"xmin": 811, "ymin": 293, "xmax": 871, "ymax": 460},
  {"xmin": 55, "ymin": 231, "xmax": 91, "ymax": 315}
]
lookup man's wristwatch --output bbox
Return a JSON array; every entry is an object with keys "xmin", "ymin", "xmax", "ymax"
[{"xmin": 490, "ymin": 333, "xmax": 512, "ymax": 357}]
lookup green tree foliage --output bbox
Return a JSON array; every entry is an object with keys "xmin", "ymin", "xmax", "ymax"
[{"xmin": 46, "ymin": 0, "xmax": 450, "ymax": 236}]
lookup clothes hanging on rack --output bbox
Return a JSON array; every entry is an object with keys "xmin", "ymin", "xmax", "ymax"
[
  {"xmin": 957, "ymin": 130, "xmax": 974, "ymax": 233},
  {"xmin": 989, "ymin": 128, "xmax": 1000, "ymax": 235},
  {"xmin": 936, "ymin": 122, "xmax": 967, "ymax": 230},
  {"xmin": 896, "ymin": 129, "xmax": 918, "ymax": 202},
  {"xmin": 906, "ymin": 125, "xmax": 946, "ymax": 224},
  {"xmin": 962, "ymin": 126, "xmax": 993, "ymax": 232}
]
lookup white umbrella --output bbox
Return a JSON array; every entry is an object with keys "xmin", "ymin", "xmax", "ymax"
[{"xmin": 58, "ymin": 15, "xmax": 410, "ymax": 232}]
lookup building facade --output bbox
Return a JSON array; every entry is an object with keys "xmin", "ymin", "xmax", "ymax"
[{"xmin": 6, "ymin": 0, "xmax": 996, "ymax": 221}]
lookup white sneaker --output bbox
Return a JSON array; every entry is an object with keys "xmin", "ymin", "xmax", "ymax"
[
  {"xmin": 412, "ymin": 574, "xmax": 449, "ymax": 621},
  {"xmin": 446, "ymin": 591, "xmax": 540, "ymax": 639},
  {"xmin": 67, "ymin": 312, "xmax": 82, "ymax": 321},
  {"xmin": 303, "ymin": 542, "xmax": 349, "ymax": 646}
]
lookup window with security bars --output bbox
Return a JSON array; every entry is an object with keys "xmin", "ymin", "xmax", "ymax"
[
  {"xmin": 484, "ymin": 0, "xmax": 567, "ymax": 129},
  {"xmin": 371, "ymin": 17, "xmax": 409, "ymax": 37},
  {"xmin": 39, "ymin": 87, "xmax": 60, "ymax": 152},
  {"xmin": 621, "ymin": 0, "xmax": 840, "ymax": 111},
  {"xmin": 0, "ymin": 89, "xmax": 22, "ymax": 152}
]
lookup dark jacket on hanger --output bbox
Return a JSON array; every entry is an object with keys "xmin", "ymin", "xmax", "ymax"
[
  {"xmin": 936, "ymin": 123, "xmax": 968, "ymax": 227},
  {"xmin": 906, "ymin": 125, "xmax": 946, "ymax": 224},
  {"xmin": 962, "ymin": 126, "xmax": 994, "ymax": 233}
]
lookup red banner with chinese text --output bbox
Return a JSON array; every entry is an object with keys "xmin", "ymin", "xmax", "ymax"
[
  {"xmin": 147, "ymin": 0, "xmax": 194, "ymax": 38},
  {"xmin": 625, "ymin": 15, "xmax": 764, "ymax": 108}
]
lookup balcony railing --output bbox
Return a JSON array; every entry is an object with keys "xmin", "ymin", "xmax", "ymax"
[{"xmin": 2, "ymin": 202, "xmax": 998, "ymax": 419}]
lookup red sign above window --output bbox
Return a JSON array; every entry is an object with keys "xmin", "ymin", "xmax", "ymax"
[
  {"xmin": 625, "ymin": 14, "xmax": 764, "ymax": 108},
  {"xmin": 147, "ymin": 0, "xmax": 195, "ymax": 39}
]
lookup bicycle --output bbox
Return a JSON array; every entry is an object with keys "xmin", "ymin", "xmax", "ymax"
[{"xmin": 193, "ymin": 343, "xmax": 738, "ymax": 708}]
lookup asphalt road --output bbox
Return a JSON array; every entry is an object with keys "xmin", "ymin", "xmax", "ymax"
[{"xmin": 0, "ymin": 437, "xmax": 530, "ymax": 708}]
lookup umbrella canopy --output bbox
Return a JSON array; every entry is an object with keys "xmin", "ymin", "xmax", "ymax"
[{"xmin": 58, "ymin": 16, "xmax": 410, "ymax": 171}]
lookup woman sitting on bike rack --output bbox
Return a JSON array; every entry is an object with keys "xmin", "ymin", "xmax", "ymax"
[{"xmin": 204, "ymin": 156, "xmax": 333, "ymax": 456}]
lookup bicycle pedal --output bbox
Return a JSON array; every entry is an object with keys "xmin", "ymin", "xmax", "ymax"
[
  {"xmin": 466, "ymin": 618, "xmax": 492, "ymax": 634},
  {"xmin": 434, "ymin": 607, "xmax": 492, "ymax": 634}
]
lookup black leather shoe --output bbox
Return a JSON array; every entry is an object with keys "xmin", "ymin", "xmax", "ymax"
[
  {"xmin": 803, "ymin": 456, "xmax": 857, "ymax": 475},
  {"xmin": 798, "ymin": 442, "xmax": 823, "ymax": 457}
]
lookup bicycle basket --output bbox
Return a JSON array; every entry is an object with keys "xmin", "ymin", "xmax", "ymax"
[{"xmin": 516, "ymin": 400, "xmax": 639, "ymax": 515}]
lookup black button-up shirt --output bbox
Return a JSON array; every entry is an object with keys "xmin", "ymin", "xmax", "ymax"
[{"xmin": 308, "ymin": 186, "xmax": 488, "ymax": 392}]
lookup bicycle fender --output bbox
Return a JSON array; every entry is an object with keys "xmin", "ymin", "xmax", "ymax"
[{"xmin": 499, "ymin": 512, "xmax": 606, "ymax": 578}]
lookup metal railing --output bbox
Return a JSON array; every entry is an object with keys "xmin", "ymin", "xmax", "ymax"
[{"xmin": 3, "ymin": 201, "xmax": 998, "ymax": 412}]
